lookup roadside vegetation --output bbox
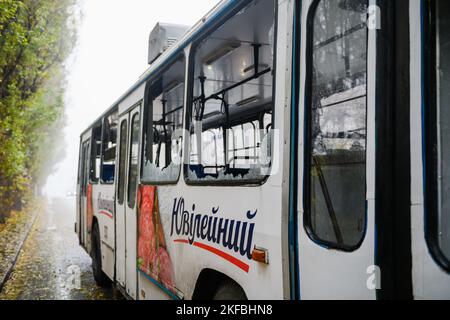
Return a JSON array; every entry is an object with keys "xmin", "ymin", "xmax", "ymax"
[{"xmin": 0, "ymin": 0, "xmax": 80, "ymax": 221}]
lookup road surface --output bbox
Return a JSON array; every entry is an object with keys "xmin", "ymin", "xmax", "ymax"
[{"xmin": 0, "ymin": 197, "xmax": 120, "ymax": 300}]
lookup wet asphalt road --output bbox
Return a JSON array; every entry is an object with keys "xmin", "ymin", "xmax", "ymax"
[{"xmin": 0, "ymin": 197, "xmax": 120, "ymax": 300}]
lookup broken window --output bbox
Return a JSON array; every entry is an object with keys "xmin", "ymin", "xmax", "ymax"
[
  {"xmin": 128, "ymin": 113, "xmax": 140, "ymax": 209},
  {"xmin": 79, "ymin": 141, "xmax": 90, "ymax": 196},
  {"xmin": 90, "ymin": 122, "xmax": 102, "ymax": 183},
  {"xmin": 186, "ymin": 0, "xmax": 276, "ymax": 184},
  {"xmin": 305, "ymin": 0, "xmax": 368, "ymax": 250},
  {"xmin": 142, "ymin": 56, "xmax": 185, "ymax": 184},
  {"xmin": 117, "ymin": 119, "xmax": 128, "ymax": 205},
  {"xmin": 101, "ymin": 108, "xmax": 118, "ymax": 183}
]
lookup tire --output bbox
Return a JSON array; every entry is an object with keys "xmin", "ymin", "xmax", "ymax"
[
  {"xmin": 213, "ymin": 279, "xmax": 247, "ymax": 300},
  {"xmin": 91, "ymin": 222, "xmax": 110, "ymax": 287}
]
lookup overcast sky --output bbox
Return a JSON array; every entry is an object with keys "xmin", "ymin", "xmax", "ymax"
[{"xmin": 44, "ymin": 0, "xmax": 220, "ymax": 197}]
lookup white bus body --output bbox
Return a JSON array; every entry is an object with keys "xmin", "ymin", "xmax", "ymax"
[{"xmin": 76, "ymin": 0, "xmax": 450, "ymax": 300}]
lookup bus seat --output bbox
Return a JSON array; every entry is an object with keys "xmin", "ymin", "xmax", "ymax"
[
  {"xmin": 189, "ymin": 164, "xmax": 207, "ymax": 179},
  {"xmin": 224, "ymin": 166, "xmax": 250, "ymax": 178},
  {"xmin": 102, "ymin": 164, "xmax": 115, "ymax": 183}
]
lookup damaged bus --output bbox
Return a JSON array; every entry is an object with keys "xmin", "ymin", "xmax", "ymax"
[{"xmin": 76, "ymin": 0, "xmax": 450, "ymax": 300}]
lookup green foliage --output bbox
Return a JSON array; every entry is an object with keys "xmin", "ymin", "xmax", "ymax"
[{"xmin": 0, "ymin": 0, "xmax": 79, "ymax": 218}]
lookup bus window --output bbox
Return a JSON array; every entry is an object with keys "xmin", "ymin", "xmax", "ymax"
[
  {"xmin": 118, "ymin": 120, "xmax": 128, "ymax": 205},
  {"xmin": 427, "ymin": 0, "xmax": 450, "ymax": 266},
  {"xmin": 128, "ymin": 113, "xmax": 140, "ymax": 209},
  {"xmin": 79, "ymin": 141, "xmax": 89, "ymax": 196},
  {"xmin": 142, "ymin": 56, "xmax": 185, "ymax": 183},
  {"xmin": 90, "ymin": 123, "xmax": 102, "ymax": 183},
  {"xmin": 77, "ymin": 142, "xmax": 83, "ymax": 186},
  {"xmin": 83, "ymin": 143, "xmax": 90, "ymax": 195},
  {"xmin": 101, "ymin": 108, "xmax": 118, "ymax": 183},
  {"xmin": 305, "ymin": 0, "xmax": 368, "ymax": 250},
  {"xmin": 186, "ymin": 0, "xmax": 276, "ymax": 184}
]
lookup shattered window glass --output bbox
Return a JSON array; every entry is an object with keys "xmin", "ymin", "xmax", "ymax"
[
  {"xmin": 142, "ymin": 57, "xmax": 185, "ymax": 184},
  {"xmin": 118, "ymin": 120, "xmax": 128, "ymax": 205},
  {"xmin": 90, "ymin": 123, "xmax": 102, "ymax": 183},
  {"xmin": 101, "ymin": 109, "xmax": 118, "ymax": 184},
  {"xmin": 306, "ymin": 0, "xmax": 368, "ymax": 249},
  {"xmin": 186, "ymin": 0, "xmax": 276, "ymax": 183},
  {"xmin": 128, "ymin": 113, "xmax": 140, "ymax": 209}
]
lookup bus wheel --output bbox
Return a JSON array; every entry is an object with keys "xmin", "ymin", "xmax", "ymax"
[
  {"xmin": 213, "ymin": 279, "xmax": 247, "ymax": 300},
  {"xmin": 92, "ymin": 222, "xmax": 110, "ymax": 287}
]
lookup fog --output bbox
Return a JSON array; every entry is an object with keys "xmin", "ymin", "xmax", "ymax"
[{"xmin": 43, "ymin": 0, "xmax": 220, "ymax": 198}]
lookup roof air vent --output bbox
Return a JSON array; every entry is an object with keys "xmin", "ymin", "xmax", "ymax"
[{"xmin": 148, "ymin": 23, "xmax": 189, "ymax": 65}]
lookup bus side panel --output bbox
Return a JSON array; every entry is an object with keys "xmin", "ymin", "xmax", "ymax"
[
  {"xmin": 92, "ymin": 184, "xmax": 116, "ymax": 281},
  {"xmin": 136, "ymin": 183, "xmax": 285, "ymax": 300},
  {"xmin": 138, "ymin": 274, "xmax": 172, "ymax": 300},
  {"xmin": 410, "ymin": 0, "xmax": 450, "ymax": 299}
]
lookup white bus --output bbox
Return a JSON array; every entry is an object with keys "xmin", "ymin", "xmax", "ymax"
[{"xmin": 76, "ymin": 0, "xmax": 450, "ymax": 300}]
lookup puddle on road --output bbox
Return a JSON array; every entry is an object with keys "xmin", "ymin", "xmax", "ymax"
[{"xmin": 0, "ymin": 198, "xmax": 121, "ymax": 300}]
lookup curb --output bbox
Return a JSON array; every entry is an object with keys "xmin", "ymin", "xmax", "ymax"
[{"xmin": 0, "ymin": 211, "xmax": 39, "ymax": 294}]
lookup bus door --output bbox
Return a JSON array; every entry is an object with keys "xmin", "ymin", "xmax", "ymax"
[
  {"xmin": 79, "ymin": 139, "xmax": 91, "ymax": 247},
  {"xmin": 413, "ymin": 0, "xmax": 450, "ymax": 299},
  {"xmin": 293, "ymin": 0, "xmax": 377, "ymax": 299},
  {"xmin": 115, "ymin": 104, "xmax": 141, "ymax": 299},
  {"xmin": 115, "ymin": 114, "xmax": 128, "ymax": 289}
]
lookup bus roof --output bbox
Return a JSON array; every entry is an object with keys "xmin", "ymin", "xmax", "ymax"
[{"xmin": 81, "ymin": 0, "xmax": 244, "ymax": 136}]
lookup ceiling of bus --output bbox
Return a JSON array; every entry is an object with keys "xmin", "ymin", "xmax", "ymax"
[{"xmin": 193, "ymin": 0, "xmax": 276, "ymax": 117}]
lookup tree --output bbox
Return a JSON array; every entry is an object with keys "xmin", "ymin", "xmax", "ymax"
[{"xmin": 0, "ymin": 0, "xmax": 80, "ymax": 221}]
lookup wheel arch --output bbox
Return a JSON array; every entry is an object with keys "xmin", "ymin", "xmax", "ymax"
[{"xmin": 191, "ymin": 268, "xmax": 246, "ymax": 300}]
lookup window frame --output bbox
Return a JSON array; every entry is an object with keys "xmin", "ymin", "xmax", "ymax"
[
  {"xmin": 184, "ymin": 0, "xmax": 279, "ymax": 187},
  {"xmin": 140, "ymin": 54, "xmax": 186, "ymax": 186},
  {"xmin": 84, "ymin": 142, "xmax": 90, "ymax": 195},
  {"xmin": 128, "ymin": 111, "xmax": 141, "ymax": 209},
  {"xmin": 89, "ymin": 122, "xmax": 103, "ymax": 184},
  {"xmin": 77, "ymin": 138, "xmax": 83, "ymax": 186},
  {"xmin": 117, "ymin": 119, "xmax": 128, "ymax": 206},
  {"xmin": 100, "ymin": 107, "xmax": 119, "ymax": 185},
  {"xmin": 423, "ymin": 0, "xmax": 450, "ymax": 272},
  {"xmin": 303, "ymin": 0, "xmax": 369, "ymax": 252},
  {"xmin": 79, "ymin": 140, "xmax": 90, "ymax": 197}
]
